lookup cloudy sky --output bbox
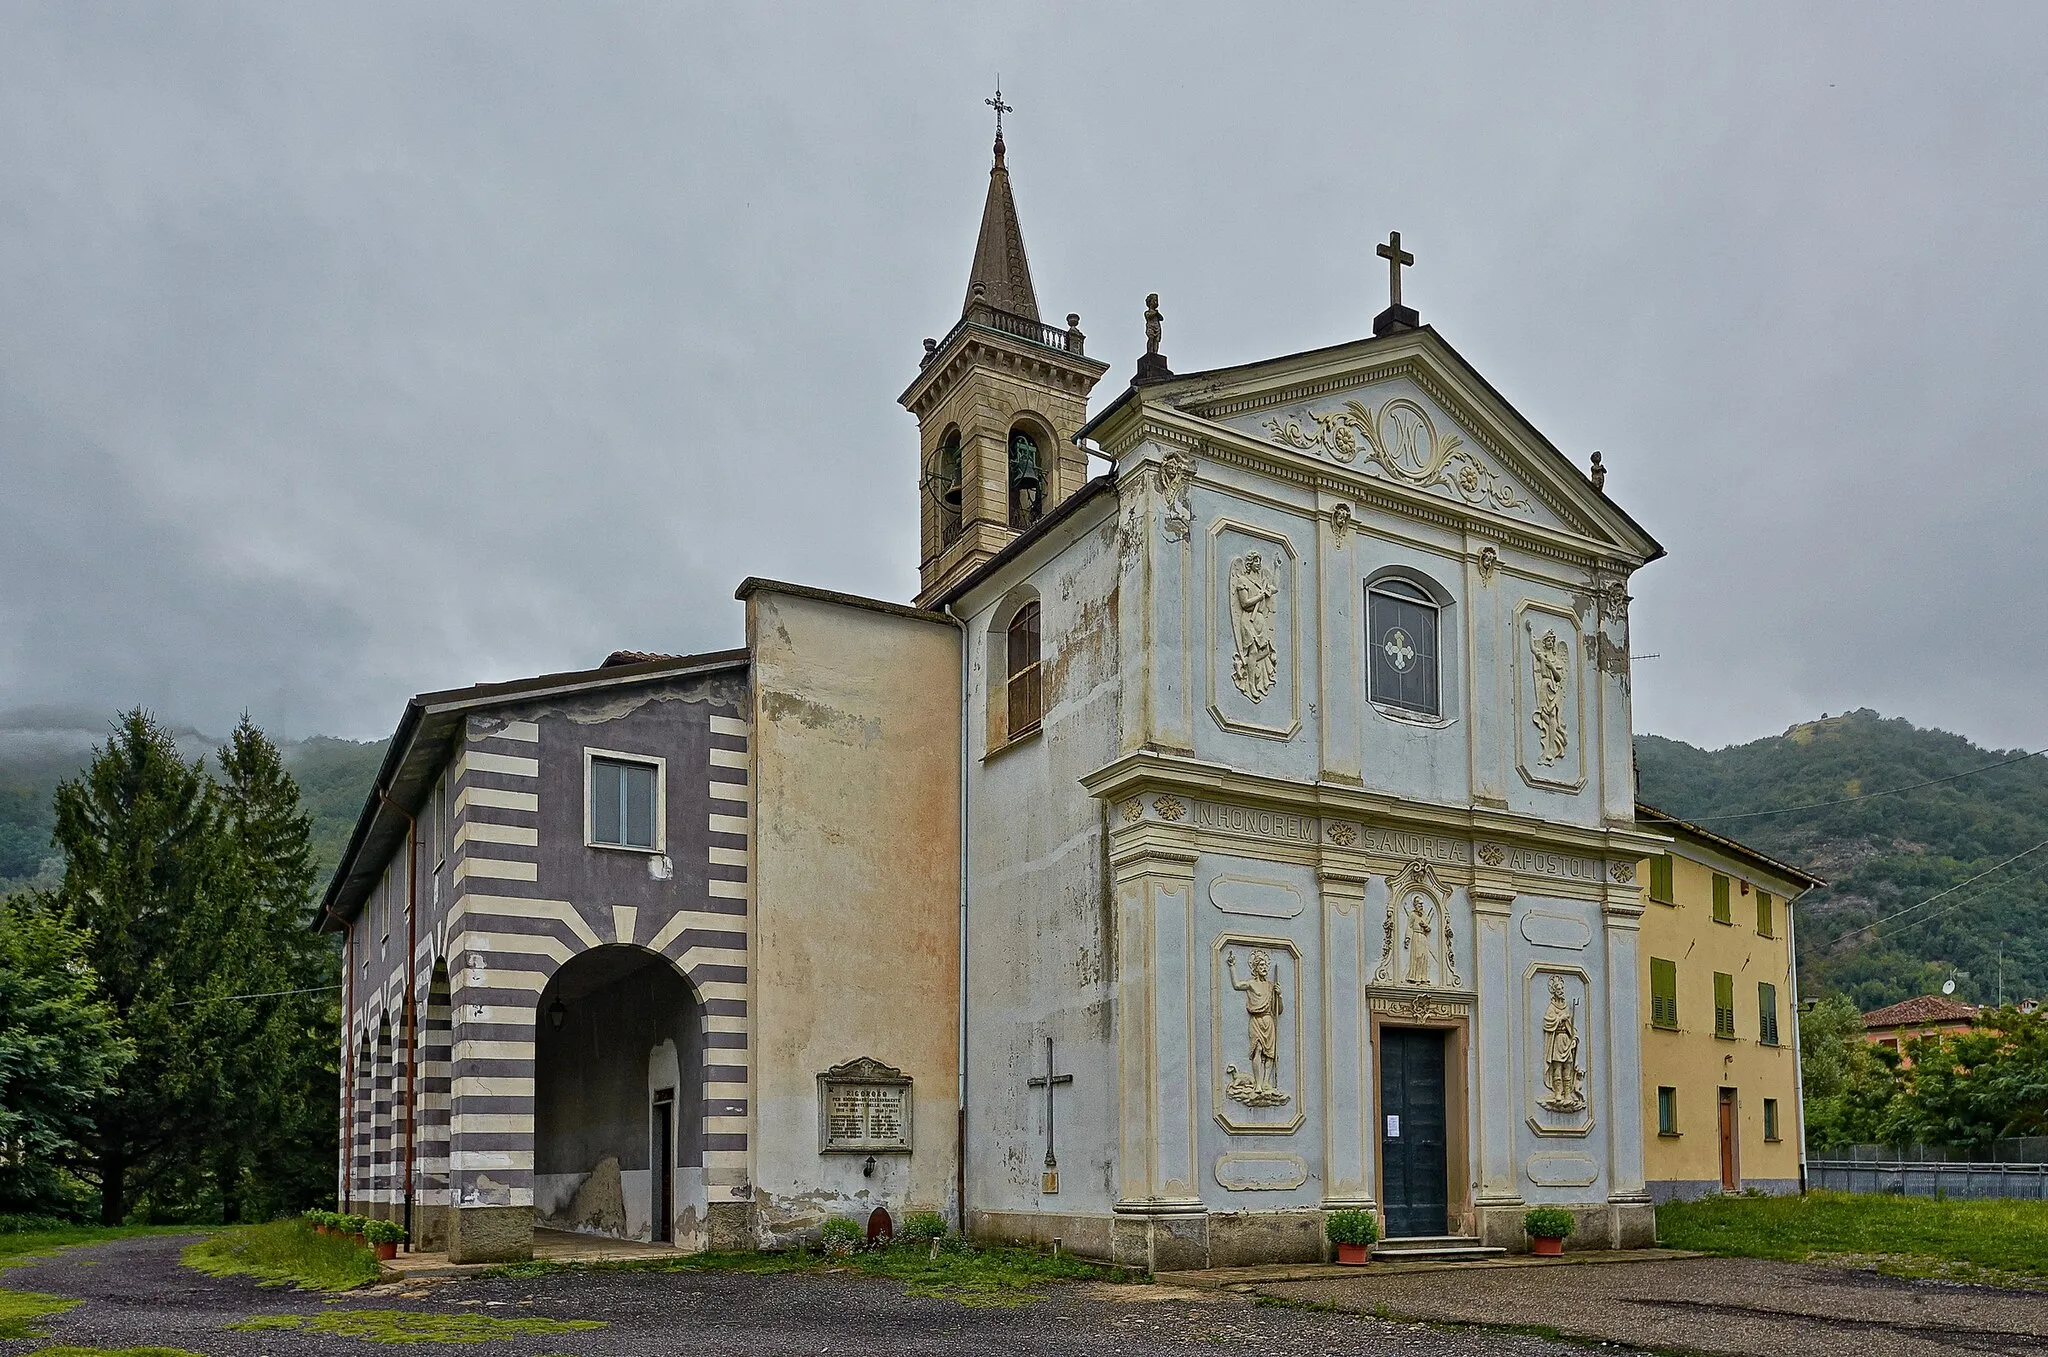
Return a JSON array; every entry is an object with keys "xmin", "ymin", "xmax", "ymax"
[{"xmin": 2, "ymin": 3, "xmax": 2043, "ymax": 754}]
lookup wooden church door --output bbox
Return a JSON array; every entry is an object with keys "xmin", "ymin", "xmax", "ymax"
[{"xmin": 1378, "ymin": 1027, "xmax": 1449, "ymax": 1238}]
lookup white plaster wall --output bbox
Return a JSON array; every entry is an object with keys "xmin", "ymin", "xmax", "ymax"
[{"xmin": 961, "ymin": 498, "xmax": 1124, "ymax": 1223}]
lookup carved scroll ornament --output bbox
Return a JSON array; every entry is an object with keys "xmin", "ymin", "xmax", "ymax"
[{"xmin": 1264, "ymin": 397, "xmax": 1532, "ymax": 515}]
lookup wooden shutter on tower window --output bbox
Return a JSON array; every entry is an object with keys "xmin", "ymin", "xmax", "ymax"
[
  {"xmin": 1712, "ymin": 874, "xmax": 1731, "ymax": 924},
  {"xmin": 1714, "ymin": 971, "xmax": 1736, "ymax": 1038},
  {"xmin": 1650, "ymin": 958, "xmax": 1678, "ymax": 1029},
  {"xmin": 1758, "ymin": 982, "xmax": 1780, "ymax": 1046},
  {"xmin": 1757, "ymin": 890, "xmax": 1774, "ymax": 937},
  {"xmin": 1649, "ymin": 855, "xmax": 1675, "ymax": 903}
]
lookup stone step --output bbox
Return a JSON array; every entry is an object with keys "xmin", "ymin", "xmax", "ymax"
[{"xmin": 1372, "ymin": 1236, "xmax": 1508, "ymax": 1262}]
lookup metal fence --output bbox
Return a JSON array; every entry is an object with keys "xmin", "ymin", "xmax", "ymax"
[
  {"xmin": 1826, "ymin": 1138, "xmax": 2048, "ymax": 1164},
  {"xmin": 1807, "ymin": 1159, "xmax": 2048, "ymax": 1201}
]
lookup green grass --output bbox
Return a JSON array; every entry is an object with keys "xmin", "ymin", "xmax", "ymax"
[
  {"xmin": 183, "ymin": 1219, "xmax": 382, "ymax": 1291},
  {"xmin": 481, "ymin": 1240, "xmax": 1132, "ymax": 1307},
  {"xmin": 229, "ymin": 1310, "xmax": 606, "ymax": 1344},
  {"xmin": 0, "ymin": 1288, "xmax": 81, "ymax": 1341},
  {"xmin": 1658, "ymin": 1191, "xmax": 2048, "ymax": 1286}
]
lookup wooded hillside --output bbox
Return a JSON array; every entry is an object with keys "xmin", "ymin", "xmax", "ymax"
[{"xmin": 1636, "ymin": 710, "xmax": 2048, "ymax": 1011}]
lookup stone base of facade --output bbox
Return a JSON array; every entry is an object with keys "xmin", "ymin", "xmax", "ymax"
[
  {"xmin": 706, "ymin": 1199, "xmax": 756, "ymax": 1251},
  {"xmin": 972, "ymin": 1207, "xmax": 1327, "ymax": 1270},
  {"xmin": 447, "ymin": 1205, "xmax": 535, "ymax": 1263},
  {"xmin": 1648, "ymin": 1178, "xmax": 1798, "ymax": 1205},
  {"xmin": 1475, "ymin": 1199, "xmax": 1657, "ymax": 1252},
  {"xmin": 409, "ymin": 1203, "xmax": 450, "ymax": 1253}
]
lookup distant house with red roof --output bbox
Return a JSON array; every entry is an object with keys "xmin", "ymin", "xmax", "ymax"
[{"xmin": 1862, "ymin": 994, "xmax": 1980, "ymax": 1059}]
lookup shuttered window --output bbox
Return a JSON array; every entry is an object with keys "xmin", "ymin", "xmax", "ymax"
[
  {"xmin": 1657, "ymin": 1086, "xmax": 1678, "ymax": 1136},
  {"xmin": 1648, "ymin": 854, "xmax": 1675, "ymax": 904},
  {"xmin": 1758, "ymin": 981, "xmax": 1780, "ymax": 1046},
  {"xmin": 1650, "ymin": 958, "xmax": 1679, "ymax": 1029},
  {"xmin": 1763, "ymin": 1098, "xmax": 1781, "ymax": 1142},
  {"xmin": 1756, "ymin": 890, "xmax": 1774, "ymax": 937},
  {"xmin": 1006, "ymin": 602, "xmax": 1043, "ymax": 739},
  {"xmin": 1712, "ymin": 874, "xmax": 1732, "ymax": 924},
  {"xmin": 1714, "ymin": 971, "xmax": 1736, "ymax": 1038}
]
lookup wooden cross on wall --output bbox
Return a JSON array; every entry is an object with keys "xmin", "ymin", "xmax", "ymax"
[{"xmin": 1026, "ymin": 1035, "xmax": 1072, "ymax": 1195}]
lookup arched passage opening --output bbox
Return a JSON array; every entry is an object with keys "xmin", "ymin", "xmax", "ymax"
[{"xmin": 534, "ymin": 945, "xmax": 704, "ymax": 1246}]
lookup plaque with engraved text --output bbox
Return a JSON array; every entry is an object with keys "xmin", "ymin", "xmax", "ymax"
[{"xmin": 818, "ymin": 1056, "xmax": 913, "ymax": 1154}]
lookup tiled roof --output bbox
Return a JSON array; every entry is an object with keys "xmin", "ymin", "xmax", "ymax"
[
  {"xmin": 601, "ymin": 649, "xmax": 684, "ymax": 668},
  {"xmin": 1862, "ymin": 994, "xmax": 1980, "ymax": 1028}
]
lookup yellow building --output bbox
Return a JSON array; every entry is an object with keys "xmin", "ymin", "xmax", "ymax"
[{"xmin": 1635, "ymin": 804, "xmax": 1825, "ymax": 1201}]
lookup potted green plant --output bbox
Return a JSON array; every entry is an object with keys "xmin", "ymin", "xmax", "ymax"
[
  {"xmin": 1523, "ymin": 1207, "xmax": 1575, "ymax": 1256},
  {"xmin": 1325, "ymin": 1208, "xmax": 1379, "ymax": 1265},
  {"xmin": 363, "ymin": 1218, "xmax": 407, "ymax": 1261},
  {"xmin": 341, "ymin": 1214, "xmax": 369, "ymax": 1249}
]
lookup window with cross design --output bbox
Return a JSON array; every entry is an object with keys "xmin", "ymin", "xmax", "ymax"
[{"xmin": 1367, "ymin": 577, "xmax": 1441, "ymax": 716}]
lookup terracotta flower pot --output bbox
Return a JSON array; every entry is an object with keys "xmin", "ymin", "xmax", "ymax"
[
  {"xmin": 374, "ymin": 1241, "xmax": 398, "ymax": 1261},
  {"xmin": 1336, "ymin": 1242, "xmax": 1371, "ymax": 1266},
  {"xmin": 1530, "ymin": 1235, "xmax": 1564, "ymax": 1256},
  {"xmin": 349, "ymin": 1233, "xmax": 367, "ymax": 1250}
]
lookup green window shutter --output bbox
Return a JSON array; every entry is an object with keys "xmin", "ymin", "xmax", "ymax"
[
  {"xmin": 1650, "ymin": 958, "xmax": 1678, "ymax": 1029},
  {"xmin": 1649, "ymin": 855, "xmax": 1674, "ymax": 903},
  {"xmin": 1714, "ymin": 971, "xmax": 1735, "ymax": 1038},
  {"xmin": 1712, "ymin": 874, "xmax": 1731, "ymax": 924},
  {"xmin": 1756, "ymin": 891, "xmax": 1774, "ymax": 937},
  {"xmin": 1758, "ymin": 981, "xmax": 1779, "ymax": 1045}
]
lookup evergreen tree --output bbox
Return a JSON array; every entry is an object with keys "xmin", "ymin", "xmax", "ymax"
[
  {"xmin": 51, "ymin": 709, "xmax": 236, "ymax": 1222},
  {"xmin": 0, "ymin": 894, "xmax": 131, "ymax": 1214},
  {"xmin": 208, "ymin": 715, "xmax": 337, "ymax": 1219}
]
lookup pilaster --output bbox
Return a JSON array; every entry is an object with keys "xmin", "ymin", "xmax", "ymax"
[
  {"xmin": 1601, "ymin": 886, "xmax": 1649, "ymax": 1207},
  {"xmin": 1471, "ymin": 881, "xmax": 1521, "ymax": 1205},
  {"xmin": 1318, "ymin": 868, "xmax": 1374, "ymax": 1208},
  {"xmin": 1112, "ymin": 843, "xmax": 1203, "ymax": 1218}
]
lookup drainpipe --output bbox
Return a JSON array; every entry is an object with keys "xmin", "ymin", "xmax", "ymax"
[
  {"xmin": 947, "ymin": 604, "xmax": 971, "ymax": 1236},
  {"xmin": 337, "ymin": 910, "xmax": 354, "ymax": 1212},
  {"xmin": 1786, "ymin": 889, "xmax": 1809, "ymax": 1195},
  {"xmin": 380, "ymin": 792, "xmax": 420, "ymax": 1249}
]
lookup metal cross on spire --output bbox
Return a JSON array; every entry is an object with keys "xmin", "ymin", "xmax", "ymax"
[{"xmin": 986, "ymin": 80, "xmax": 1013, "ymax": 142}]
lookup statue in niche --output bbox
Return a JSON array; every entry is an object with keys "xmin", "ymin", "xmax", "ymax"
[
  {"xmin": 1403, "ymin": 895, "xmax": 1436, "ymax": 986},
  {"xmin": 1228, "ymin": 551, "xmax": 1280, "ymax": 702},
  {"xmin": 1530, "ymin": 626, "xmax": 1571, "ymax": 765},
  {"xmin": 1539, "ymin": 975, "xmax": 1587, "ymax": 1113},
  {"xmin": 1224, "ymin": 949, "xmax": 1289, "ymax": 1107}
]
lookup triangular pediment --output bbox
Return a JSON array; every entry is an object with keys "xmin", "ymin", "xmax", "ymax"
[{"xmin": 1138, "ymin": 329, "xmax": 1660, "ymax": 561}]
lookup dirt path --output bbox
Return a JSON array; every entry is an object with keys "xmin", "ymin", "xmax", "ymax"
[
  {"xmin": 1253, "ymin": 1254, "xmax": 2048, "ymax": 1357},
  {"xmin": 0, "ymin": 1233, "xmax": 1615, "ymax": 1356}
]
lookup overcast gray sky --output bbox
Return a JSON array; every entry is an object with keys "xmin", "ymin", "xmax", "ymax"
[{"xmin": 2, "ymin": 3, "xmax": 2043, "ymax": 755}]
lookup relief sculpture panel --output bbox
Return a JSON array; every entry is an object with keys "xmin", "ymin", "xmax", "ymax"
[
  {"xmin": 1525, "ymin": 965, "xmax": 1594, "ymax": 1136},
  {"xmin": 1515, "ymin": 602, "xmax": 1586, "ymax": 792},
  {"xmin": 1205, "ymin": 522, "xmax": 1299, "ymax": 741},
  {"xmin": 1372, "ymin": 859, "xmax": 1463, "ymax": 990},
  {"xmin": 1210, "ymin": 933, "xmax": 1305, "ymax": 1134}
]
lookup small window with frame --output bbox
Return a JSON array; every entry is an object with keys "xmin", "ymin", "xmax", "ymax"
[
  {"xmin": 1657, "ymin": 1086, "xmax": 1679, "ymax": 1136},
  {"xmin": 1763, "ymin": 1097, "xmax": 1781, "ymax": 1142},
  {"xmin": 1366, "ymin": 577, "xmax": 1441, "ymax": 717},
  {"xmin": 1005, "ymin": 601, "xmax": 1043, "ymax": 741},
  {"xmin": 586, "ymin": 751, "xmax": 665, "ymax": 852}
]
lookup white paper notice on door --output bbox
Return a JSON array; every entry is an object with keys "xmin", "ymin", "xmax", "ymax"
[{"xmin": 1385, "ymin": 1114, "xmax": 1400, "ymax": 1138}]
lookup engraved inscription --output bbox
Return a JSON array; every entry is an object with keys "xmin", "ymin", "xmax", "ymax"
[
  {"xmin": 1358, "ymin": 826, "xmax": 1470, "ymax": 865},
  {"xmin": 1192, "ymin": 801, "xmax": 1318, "ymax": 844},
  {"xmin": 1507, "ymin": 848, "xmax": 1601, "ymax": 882}
]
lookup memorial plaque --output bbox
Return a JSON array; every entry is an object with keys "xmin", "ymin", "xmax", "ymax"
[{"xmin": 818, "ymin": 1056, "xmax": 913, "ymax": 1154}]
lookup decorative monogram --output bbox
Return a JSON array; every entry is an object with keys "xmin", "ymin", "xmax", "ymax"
[
  {"xmin": 1608, "ymin": 861, "xmax": 1635, "ymax": 885},
  {"xmin": 1264, "ymin": 397, "xmax": 1533, "ymax": 515},
  {"xmin": 1478, "ymin": 842, "xmax": 1506, "ymax": 868}
]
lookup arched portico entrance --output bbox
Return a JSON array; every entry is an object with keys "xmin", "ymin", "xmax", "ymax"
[{"xmin": 533, "ymin": 945, "xmax": 705, "ymax": 1247}]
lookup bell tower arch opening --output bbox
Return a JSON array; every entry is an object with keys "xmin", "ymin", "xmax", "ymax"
[
  {"xmin": 533, "ymin": 945, "xmax": 706, "ymax": 1248},
  {"xmin": 902, "ymin": 125, "xmax": 1107, "ymax": 608}
]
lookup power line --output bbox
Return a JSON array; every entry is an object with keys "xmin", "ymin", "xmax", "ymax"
[
  {"xmin": 1683, "ymin": 746, "xmax": 2047, "ymax": 824},
  {"xmin": 166, "ymin": 983, "xmax": 341, "ymax": 1008},
  {"xmin": 1873, "ymin": 851, "xmax": 2048, "ymax": 945},
  {"xmin": 1835, "ymin": 835, "xmax": 2048, "ymax": 943}
]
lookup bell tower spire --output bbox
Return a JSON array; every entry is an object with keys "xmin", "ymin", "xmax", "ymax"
[{"xmin": 901, "ymin": 95, "xmax": 1107, "ymax": 609}]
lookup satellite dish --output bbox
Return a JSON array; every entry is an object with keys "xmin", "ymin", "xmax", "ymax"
[{"xmin": 1942, "ymin": 979, "xmax": 1957, "ymax": 995}]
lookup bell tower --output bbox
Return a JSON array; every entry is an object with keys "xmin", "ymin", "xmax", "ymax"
[{"xmin": 900, "ymin": 111, "xmax": 1108, "ymax": 609}]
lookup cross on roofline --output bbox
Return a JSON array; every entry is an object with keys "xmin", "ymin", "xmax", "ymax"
[{"xmin": 1377, "ymin": 231, "xmax": 1415, "ymax": 309}]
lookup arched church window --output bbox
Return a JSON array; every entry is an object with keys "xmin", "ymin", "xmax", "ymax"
[
  {"xmin": 933, "ymin": 429, "xmax": 963, "ymax": 547},
  {"xmin": 1006, "ymin": 601, "xmax": 1042, "ymax": 738},
  {"xmin": 1367, "ymin": 577, "xmax": 1440, "ymax": 716},
  {"xmin": 1008, "ymin": 428, "xmax": 1044, "ymax": 529}
]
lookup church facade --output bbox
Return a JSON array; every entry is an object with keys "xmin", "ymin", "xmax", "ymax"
[{"xmin": 324, "ymin": 126, "xmax": 1677, "ymax": 1266}]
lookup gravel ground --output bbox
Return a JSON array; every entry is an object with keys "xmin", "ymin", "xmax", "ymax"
[
  {"xmin": 0, "ymin": 1233, "xmax": 1629, "ymax": 1357},
  {"xmin": 1255, "ymin": 1255, "xmax": 2048, "ymax": 1357}
]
